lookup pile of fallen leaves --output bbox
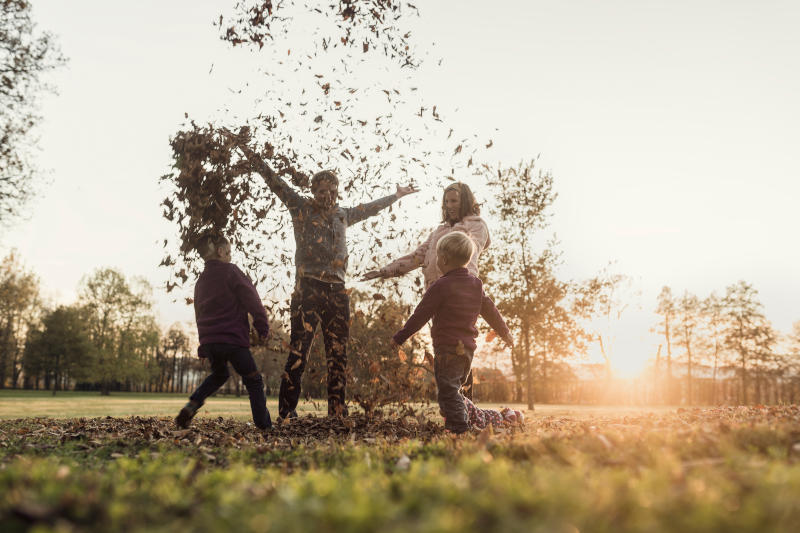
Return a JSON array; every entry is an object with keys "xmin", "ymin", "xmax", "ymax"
[{"xmin": 3, "ymin": 404, "xmax": 799, "ymax": 460}]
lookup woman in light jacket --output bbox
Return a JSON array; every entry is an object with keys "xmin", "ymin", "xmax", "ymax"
[{"xmin": 361, "ymin": 182, "xmax": 490, "ymax": 398}]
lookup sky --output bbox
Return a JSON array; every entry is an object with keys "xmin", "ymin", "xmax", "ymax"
[{"xmin": 5, "ymin": 0, "xmax": 799, "ymax": 377}]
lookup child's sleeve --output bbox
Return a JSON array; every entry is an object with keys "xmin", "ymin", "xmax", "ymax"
[
  {"xmin": 479, "ymin": 290, "xmax": 510, "ymax": 338},
  {"xmin": 258, "ymin": 162, "xmax": 307, "ymax": 210},
  {"xmin": 379, "ymin": 230, "xmax": 433, "ymax": 277},
  {"xmin": 228, "ymin": 265, "xmax": 271, "ymax": 339},
  {"xmin": 392, "ymin": 284, "xmax": 443, "ymax": 345},
  {"xmin": 343, "ymin": 193, "xmax": 397, "ymax": 226}
]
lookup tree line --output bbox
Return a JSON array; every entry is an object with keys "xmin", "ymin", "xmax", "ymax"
[{"xmin": 0, "ymin": 253, "xmax": 199, "ymax": 395}]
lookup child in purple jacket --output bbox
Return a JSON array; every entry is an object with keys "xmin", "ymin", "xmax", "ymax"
[
  {"xmin": 391, "ymin": 232, "xmax": 514, "ymax": 434},
  {"xmin": 176, "ymin": 235, "xmax": 273, "ymax": 430}
]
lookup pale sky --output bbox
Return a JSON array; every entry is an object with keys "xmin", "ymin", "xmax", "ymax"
[{"xmin": 6, "ymin": 1, "xmax": 799, "ymax": 377}]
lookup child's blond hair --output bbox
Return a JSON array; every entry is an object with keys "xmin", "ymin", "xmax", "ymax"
[{"xmin": 436, "ymin": 231, "xmax": 475, "ymax": 267}]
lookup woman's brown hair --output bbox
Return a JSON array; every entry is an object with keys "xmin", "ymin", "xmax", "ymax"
[{"xmin": 440, "ymin": 182, "xmax": 480, "ymax": 224}]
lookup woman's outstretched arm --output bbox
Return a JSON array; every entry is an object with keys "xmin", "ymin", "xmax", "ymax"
[{"xmin": 361, "ymin": 229, "xmax": 434, "ymax": 281}]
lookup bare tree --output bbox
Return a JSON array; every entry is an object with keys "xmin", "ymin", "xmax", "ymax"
[
  {"xmin": 700, "ymin": 292, "xmax": 727, "ymax": 405},
  {"xmin": 587, "ymin": 263, "xmax": 640, "ymax": 398},
  {"xmin": 723, "ymin": 281, "xmax": 765, "ymax": 405},
  {"xmin": 654, "ymin": 287, "xmax": 677, "ymax": 403},
  {"xmin": 675, "ymin": 291, "xmax": 700, "ymax": 405}
]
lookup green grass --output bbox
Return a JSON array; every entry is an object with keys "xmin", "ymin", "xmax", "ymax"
[
  {"xmin": 0, "ymin": 389, "xmax": 688, "ymax": 420},
  {"xmin": 0, "ymin": 390, "xmax": 323, "ymax": 420},
  {"xmin": 2, "ymin": 396, "xmax": 795, "ymax": 532}
]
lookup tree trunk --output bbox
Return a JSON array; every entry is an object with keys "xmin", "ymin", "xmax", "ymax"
[
  {"xmin": 686, "ymin": 342, "xmax": 693, "ymax": 406},
  {"xmin": 653, "ymin": 345, "xmax": 661, "ymax": 405},
  {"xmin": 665, "ymin": 318, "xmax": 673, "ymax": 404},
  {"xmin": 525, "ymin": 326, "xmax": 533, "ymax": 410},
  {"xmin": 740, "ymin": 346, "xmax": 748, "ymax": 405}
]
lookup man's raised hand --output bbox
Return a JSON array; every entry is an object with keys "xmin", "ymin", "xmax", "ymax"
[
  {"xmin": 219, "ymin": 127, "xmax": 261, "ymax": 162},
  {"xmin": 395, "ymin": 183, "xmax": 420, "ymax": 199}
]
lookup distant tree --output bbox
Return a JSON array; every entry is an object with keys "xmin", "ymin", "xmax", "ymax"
[
  {"xmin": 654, "ymin": 287, "xmax": 677, "ymax": 403},
  {"xmin": 0, "ymin": 1, "xmax": 67, "ymax": 224},
  {"xmin": 700, "ymin": 292, "xmax": 727, "ymax": 405},
  {"xmin": 675, "ymin": 291, "xmax": 700, "ymax": 405},
  {"xmin": 787, "ymin": 321, "xmax": 800, "ymax": 404},
  {"xmin": 723, "ymin": 281, "xmax": 766, "ymax": 405},
  {"xmin": 22, "ymin": 305, "xmax": 93, "ymax": 394},
  {"xmin": 78, "ymin": 268, "xmax": 159, "ymax": 395},
  {"xmin": 158, "ymin": 323, "xmax": 191, "ymax": 393},
  {"xmin": 0, "ymin": 250, "xmax": 40, "ymax": 388},
  {"xmin": 586, "ymin": 263, "xmax": 639, "ymax": 397},
  {"xmin": 484, "ymin": 159, "xmax": 557, "ymax": 409}
]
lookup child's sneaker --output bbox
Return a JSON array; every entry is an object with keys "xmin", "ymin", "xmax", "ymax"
[
  {"xmin": 176, "ymin": 401, "xmax": 199, "ymax": 429},
  {"xmin": 501, "ymin": 407, "xmax": 516, "ymax": 423},
  {"xmin": 513, "ymin": 410, "xmax": 524, "ymax": 423}
]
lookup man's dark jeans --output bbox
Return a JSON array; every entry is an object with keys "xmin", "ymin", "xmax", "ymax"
[
  {"xmin": 190, "ymin": 343, "xmax": 272, "ymax": 429},
  {"xmin": 279, "ymin": 277, "xmax": 350, "ymax": 418},
  {"xmin": 433, "ymin": 343, "xmax": 475, "ymax": 433}
]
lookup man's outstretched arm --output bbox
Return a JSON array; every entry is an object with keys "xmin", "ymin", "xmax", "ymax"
[
  {"xmin": 224, "ymin": 131, "xmax": 306, "ymax": 209},
  {"xmin": 345, "ymin": 184, "xmax": 419, "ymax": 225}
]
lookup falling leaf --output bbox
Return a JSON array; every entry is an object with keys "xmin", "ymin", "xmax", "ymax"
[
  {"xmin": 456, "ymin": 340, "xmax": 465, "ymax": 356},
  {"xmin": 398, "ymin": 349, "xmax": 407, "ymax": 362},
  {"xmin": 373, "ymin": 293, "xmax": 386, "ymax": 301},
  {"xmin": 486, "ymin": 330, "xmax": 498, "ymax": 342}
]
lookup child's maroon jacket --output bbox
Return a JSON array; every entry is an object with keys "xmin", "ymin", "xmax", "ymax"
[
  {"xmin": 194, "ymin": 260, "xmax": 270, "ymax": 350},
  {"xmin": 392, "ymin": 267, "xmax": 509, "ymax": 351}
]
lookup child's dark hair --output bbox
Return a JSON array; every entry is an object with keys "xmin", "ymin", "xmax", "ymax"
[
  {"xmin": 441, "ymin": 182, "xmax": 480, "ymax": 223},
  {"xmin": 311, "ymin": 170, "xmax": 339, "ymax": 191},
  {"xmin": 198, "ymin": 234, "xmax": 230, "ymax": 260}
]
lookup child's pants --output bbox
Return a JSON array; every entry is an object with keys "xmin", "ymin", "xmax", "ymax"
[
  {"xmin": 279, "ymin": 278, "xmax": 351, "ymax": 418},
  {"xmin": 464, "ymin": 398, "xmax": 504, "ymax": 429},
  {"xmin": 433, "ymin": 343, "xmax": 474, "ymax": 433},
  {"xmin": 190, "ymin": 343, "xmax": 272, "ymax": 429}
]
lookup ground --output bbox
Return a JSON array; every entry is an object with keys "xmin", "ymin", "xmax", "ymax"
[{"xmin": 1, "ymin": 391, "xmax": 799, "ymax": 532}]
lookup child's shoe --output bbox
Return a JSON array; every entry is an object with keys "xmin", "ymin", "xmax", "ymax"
[
  {"xmin": 513, "ymin": 410, "xmax": 525, "ymax": 423},
  {"xmin": 176, "ymin": 401, "xmax": 200, "ymax": 429},
  {"xmin": 501, "ymin": 407, "xmax": 516, "ymax": 423}
]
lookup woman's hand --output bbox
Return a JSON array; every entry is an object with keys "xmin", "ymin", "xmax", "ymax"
[
  {"xmin": 360, "ymin": 270, "xmax": 386, "ymax": 282},
  {"xmin": 389, "ymin": 338, "xmax": 400, "ymax": 350},
  {"xmin": 395, "ymin": 183, "xmax": 420, "ymax": 199}
]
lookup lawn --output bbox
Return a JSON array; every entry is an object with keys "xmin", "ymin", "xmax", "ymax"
[
  {"xmin": 1, "ymin": 394, "xmax": 798, "ymax": 532},
  {"xmin": 0, "ymin": 390, "xmax": 686, "ymax": 420}
]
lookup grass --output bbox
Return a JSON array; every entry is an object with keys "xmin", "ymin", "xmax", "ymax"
[
  {"xmin": 2, "ymin": 394, "xmax": 796, "ymax": 532},
  {"xmin": 0, "ymin": 390, "xmax": 689, "ymax": 420}
]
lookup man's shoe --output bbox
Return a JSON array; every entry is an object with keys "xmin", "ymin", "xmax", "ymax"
[{"xmin": 176, "ymin": 402, "xmax": 199, "ymax": 429}]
